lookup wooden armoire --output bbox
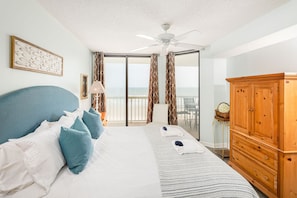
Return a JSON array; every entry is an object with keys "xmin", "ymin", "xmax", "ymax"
[{"xmin": 226, "ymin": 73, "xmax": 297, "ymax": 198}]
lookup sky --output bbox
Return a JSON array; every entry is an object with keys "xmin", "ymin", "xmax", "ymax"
[{"xmin": 105, "ymin": 63, "xmax": 199, "ymax": 88}]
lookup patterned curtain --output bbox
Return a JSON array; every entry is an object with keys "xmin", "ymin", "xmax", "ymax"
[
  {"xmin": 165, "ymin": 52, "xmax": 178, "ymax": 125},
  {"xmin": 92, "ymin": 52, "xmax": 106, "ymax": 112},
  {"xmin": 146, "ymin": 54, "xmax": 159, "ymax": 123}
]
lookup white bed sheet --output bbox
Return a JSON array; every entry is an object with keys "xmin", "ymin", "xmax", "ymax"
[
  {"xmin": 5, "ymin": 124, "xmax": 258, "ymax": 198},
  {"xmin": 45, "ymin": 126, "xmax": 161, "ymax": 198}
]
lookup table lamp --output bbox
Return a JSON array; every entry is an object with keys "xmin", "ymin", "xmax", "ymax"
[{"xmin": 89, "ymin": 80, "xmax": 105, "ymax": 112}]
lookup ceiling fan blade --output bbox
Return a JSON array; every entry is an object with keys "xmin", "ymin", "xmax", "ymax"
[
  {"xmin": 175, "ymin": 42, "xmax": 205, "ymax": 50},
  {"xmin": 174, "ymin": 30, "xmax": 198, "ymax": 41},
  {"xmin": 130, "ymin": 43, "xmax": 159, "ymax": 52},
  {"xmin": 136, "ymin": 34, "xmax": 159, "ymax": 41}
]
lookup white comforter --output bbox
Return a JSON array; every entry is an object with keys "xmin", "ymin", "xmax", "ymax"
[
  {"xmin": 7, "ymin": 125, "xmax": 258, "ymax": 198},
  {"xmin": 45, "ymin": 126, "xmax": 162, "ymax": 198}
]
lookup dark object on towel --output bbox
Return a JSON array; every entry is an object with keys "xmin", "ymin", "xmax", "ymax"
[
  {"xmin": 175, "ymin": 141, "xmax": 183, "ymax": 146},
  {"xmin": 163, "ymin": 126, "xmax": 167, "ymax": 131}
]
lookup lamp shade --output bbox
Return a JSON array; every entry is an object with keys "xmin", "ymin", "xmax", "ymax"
[{"xmin": 89, "ymin": 81, "xmax": 105, "ymax": 94}]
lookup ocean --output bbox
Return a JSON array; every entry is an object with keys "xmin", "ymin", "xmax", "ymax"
[{"xmin": 106, "ymin": 87, "xmax": 199, "ymax": 97}]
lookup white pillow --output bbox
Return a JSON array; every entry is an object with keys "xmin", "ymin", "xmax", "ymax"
[
  {"xmin": 13, "ymin": 129, "xmax": 65, "ymax": 193},
  {"xmin": 0, "ymin": 142, "xmax": 34, "ymax": 195},
  {"xmin": 35, "ymin": 116, "xmax": 75, "ymax": 136},
  {"xmin": 34, "ymin": 120, "xmax": 51, "ymax": 133},
  {"xmin": 9, "ymin": 120, "xmax": 51, "ymax": 142},
  {"xmin": 152, "ymin": 104, "xmax": 169, "ymax": 124},
  {"xmin": 64, "ymin": 108, "xmax": 84, "ymax": 119},
  {"xmin": 3, "ymin": 182, "xmax": 47, "ymax": 198},
  {"xmin": 58, "ymin": 115, "xmax": 76, "ymax": 128},
  {"xmin": 34, "ymin": 116, "xmax": 75, "ymax": 136},
  {"xmin": 43, "ymin": 120, "xmax": 58, "ymax": 128},
  {"xmin": 1, "ymin": 116, "xmax": 71, "ymax": 196}
]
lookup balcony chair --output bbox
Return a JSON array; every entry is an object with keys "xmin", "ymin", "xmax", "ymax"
[{"xmin": 183, "ymin": 97, "xmax": 197, "ymax": 128}]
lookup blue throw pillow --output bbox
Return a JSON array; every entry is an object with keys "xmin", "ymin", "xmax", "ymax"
[
  {"xmin": 71, "ymin": 116, "xmax": 90, "ymax": 134},
  {"xmin": 89, "ymin": 107, "xmax": 100, "ymax": 116},
  {"xmin": 82, "ymin": 111, "xmax": 104, "ymax": 139},
  {"xmin": 59, "ymin": 127, "xmax": 93, "ymax": 174}
]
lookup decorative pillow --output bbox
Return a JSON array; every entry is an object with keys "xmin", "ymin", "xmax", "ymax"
[
  {"xmin": 71, "ymin": 116, "xmax": 90, "ymax": 134},
  {"xmin": 82, "ymin": 111, "xmax": 104, "ymax": 139},
  {"xmin": 59, "ymin": 127, "xmax": 93, "ymax": 174},
  {"xmin": 89, "ymin": 107, "xmax": 99, "ymax": 115},
  {"xmin": 0, "ymin": 142, "xmax": 34, "ymax": 195},
  {"xmin": 13, "ymin": 130, "xmax": 65, "ymax": 193}
]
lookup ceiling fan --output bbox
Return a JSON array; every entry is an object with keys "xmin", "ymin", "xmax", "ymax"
[{"xmin": 131, "ymin": 23, "xmax": 204, "ymax": 55}]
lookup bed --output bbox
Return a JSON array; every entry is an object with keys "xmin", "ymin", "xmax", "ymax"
[{"xmin": 0, "ymin": 86, "xmax": 259, "ymax": 198}]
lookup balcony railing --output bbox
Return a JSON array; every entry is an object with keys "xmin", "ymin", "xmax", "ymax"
[{"xmin": 106, "ymin": 96, "xmax": 198, "ymax": 123}]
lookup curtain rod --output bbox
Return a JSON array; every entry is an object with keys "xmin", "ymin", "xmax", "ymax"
[
  {"xmin": 174, "ymin": 50, "xmax": 200, "ymax": 56},
  {"xmin": 101, "ymin": 50, "xmax": 200, "ymax": 57},
  {"xmin": 103, "ymin": 53, "xmax": 152, "ymax": 58}
]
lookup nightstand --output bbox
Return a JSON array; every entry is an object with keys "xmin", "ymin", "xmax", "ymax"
[
  {"xmin": 102, "ymin": 119, "xmax": 108, "ymax": 126},
  {"xmin": 99, "ymin": 111, "xmax": 107, "ymax": 126},
  {"xmin": 213, "ymin": 117, "xmax": 229, "ymax": 159}
]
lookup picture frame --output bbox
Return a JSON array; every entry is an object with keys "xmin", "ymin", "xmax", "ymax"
[
  {"xmin": 10, "ymin": 36, "xmax": 63, "ymax": 76},
  {"xmin": 80, "ymin": 74, "xmax": 88, "ymax": 99}
]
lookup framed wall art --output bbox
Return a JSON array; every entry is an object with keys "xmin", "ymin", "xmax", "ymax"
[
  {"xmin": 10, "ymin": 36, "xmax": 63, "ymax": 76},
  {"xmin": 80, "ymin": 74, "xmax": 88, "ymax": 99}
]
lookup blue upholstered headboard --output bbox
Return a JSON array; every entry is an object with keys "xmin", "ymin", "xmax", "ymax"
[{"xmin": 0, "ymin": 86, "xmax": 79, "ymax": 144}]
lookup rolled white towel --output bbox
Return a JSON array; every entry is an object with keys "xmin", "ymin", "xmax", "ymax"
[
  {"xmin": 172, "ymin": 139, "xmax": 204, "ymax": 155},
  {"xmin": 160, "ymin": 126, "xmax": 183, "ymax": 137}
]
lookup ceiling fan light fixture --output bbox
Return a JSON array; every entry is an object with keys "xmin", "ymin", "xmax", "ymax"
[
  {"xmin": 161, "ymin": 23, "xmax": 171, "ymax": 32},
  {"xmin": 132, "ymin": 23, "xmax": 203, "ymax": 54},
  {"xmin": 158, "ymin": 33, "xmax": 175, "ymax": 41}
]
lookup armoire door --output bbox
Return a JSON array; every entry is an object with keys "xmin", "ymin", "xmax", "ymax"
[
  {"xmin": 230, "ymin": 83, "xmax": 251, "ymax": 135},
  {"xmin": 251, "ymin": 81, "xmax": 279, "ymax": 146}
]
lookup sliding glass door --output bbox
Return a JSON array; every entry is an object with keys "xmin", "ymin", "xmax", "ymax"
[
  {"xmin": 128, "ymin": 57, "xmax": 150, "ymax": 126},
  {"xmin": 104, "ymin": 52, "xmax": 200, "ymax": 136},
  {"xmin": 104, "ymin": 57, "xmax": 126, "ymax": 126},
  {"xmin": 175, "ymin": 52, "xmax": 200, "ymax": 139},
  {"xmin": 104, "ymin": 56, "xmax": 150, "ymax": 126}
]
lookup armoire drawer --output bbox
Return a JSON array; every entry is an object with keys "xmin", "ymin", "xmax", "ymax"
[
  {"xmin": 231, "ymin": 149, "xmax": 277, "ymax": 194},
  {"xmin": 231, "ymin": 132, "xmax": 278, "ymax": 170}
]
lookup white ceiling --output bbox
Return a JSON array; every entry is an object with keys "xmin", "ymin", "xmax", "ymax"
[{"xmin": 37, "ymin": 0, "xmax": 288, "ymax": 55}]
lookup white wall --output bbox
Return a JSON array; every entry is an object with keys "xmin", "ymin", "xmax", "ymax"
[
  {"xmin": 227, "ymin": 37, "xmax": 297, "ymax": 77},
  {"xmin": 199, "ymin": 58, "xmax": 214, "ymax": 146},
  {"xmin": 199, "ymin": 0, "xmax": 297, "ymax": 147},
  {"xmin": 208, "ymin": 0, "xmax": 297, "ymax": 58},
  {"xmin": 0, "ymin": 0, "xmax": 92, "ymax": 109},
  {"xmin": 199, "ymin": 58, "xmax": 228, "ymax": 147}
]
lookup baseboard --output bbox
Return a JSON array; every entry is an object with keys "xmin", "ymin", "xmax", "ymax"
[
  {"xmin": 199, "ymin": 141, "xmax": 214, "ymax": 148},
  {"xmin": 199, "ymin": 141, "xmax": 229, "ymax": 149}
]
